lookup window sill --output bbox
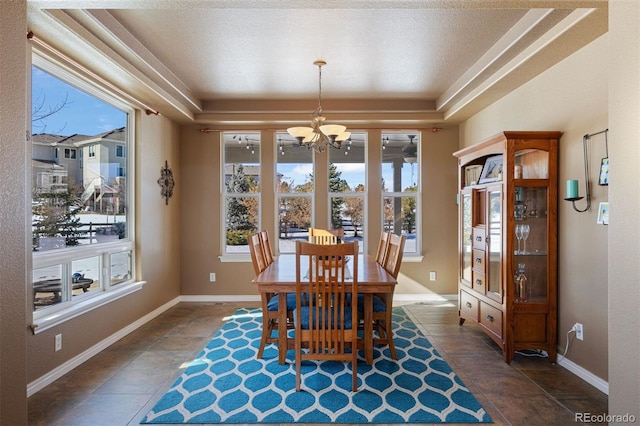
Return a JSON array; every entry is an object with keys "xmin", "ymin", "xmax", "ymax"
[
  {"xmin": 31, "ymin": 281, "xmax": 146, "ymax": 334},
  {"xmin": 403, "ymin": 255, "xmax": 424, "ymax": 262},
  {"xmin": 218, "ymin": 255, "xmax": 251, "ymax": 263}
]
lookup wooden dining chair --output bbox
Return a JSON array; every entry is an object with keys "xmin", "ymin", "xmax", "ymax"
[
  {"xmin": 259, "ymin": 230, "xmax": 274, "ymax": 265},
  {"xmin": 251, "ymin": 233, "xmax": 295, "ymax": 359},
  {"xmin": 358, "ymin": 233, "xmax": 405, "ymax": 360},
  {"xmin": 375, "ymin": 231, "xmax": 391, "ymax": 266},
  {"xmin": 294, "ymin": 240, "xmax": 360, "ymax": 392},
  {"xmin": 384, "ymin": 233, "xmax": 406, "ymax": 279},
  {"xmin": 249, "ymin": 233, "xmax": 268, "ymax": 275},
  {"xmin": 308, "ymin": 227, "xmax": 342, "ymax": 244}
]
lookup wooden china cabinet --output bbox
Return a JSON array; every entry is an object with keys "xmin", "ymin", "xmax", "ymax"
[{"xmin": 453, "ymin": 131, "xmax": 561, "ymax": 363}]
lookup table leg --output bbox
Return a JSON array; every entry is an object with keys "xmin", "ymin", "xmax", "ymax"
[
  {"xmin": 277, "ymin": 292, "xmax": 287, "ymax": 365},
  {"xmin": 364, "ymin": 293, "xmax": 373, "ymax": 365}
]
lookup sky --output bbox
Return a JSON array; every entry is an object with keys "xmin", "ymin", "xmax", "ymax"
[{"xmin": 31, "ymin": 66, "xmax": 126, "ymax": 136}]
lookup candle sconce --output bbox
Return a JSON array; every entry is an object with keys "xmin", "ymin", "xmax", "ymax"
[{"xmin": 564, "ymin": 129, "xmax": 608, "ymax": 213}]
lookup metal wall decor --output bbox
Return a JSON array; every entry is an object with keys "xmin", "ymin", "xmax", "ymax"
[
  {"xmin": 157, "ymin": 160, "xmax": 175, "ymax": 205},
  {"xmin": 564, "ymin": 129, "xmax": 608, "ymax": 213}
]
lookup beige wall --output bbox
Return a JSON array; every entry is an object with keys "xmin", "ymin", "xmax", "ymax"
[
  {"xmin": 26, "ymin": 113, "xmax": 182, "ymax": 382},
  {"xmin": 608, "ymin": 0, "xmax": 640, "ymax": 420},
  {"xmin": 178, "ymin": 126, "xmax": 460, "ymax": 297},
  {"xmin": 460, "ymin": 34, "xmax": 609, "ymax": 379},
  {"xmin": 0, "ymin": 1, "xmax": 28, "ymax": 424}
]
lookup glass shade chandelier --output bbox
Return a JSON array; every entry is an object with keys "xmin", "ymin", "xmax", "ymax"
[{"xmin": 287, "ymin": 60, "xmax": 350, "ymax": 152}]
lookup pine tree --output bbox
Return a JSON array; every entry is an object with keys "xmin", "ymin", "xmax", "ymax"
[{"xmin": 226, "ymin": 164, "xmax": 254, "ymax": 232}]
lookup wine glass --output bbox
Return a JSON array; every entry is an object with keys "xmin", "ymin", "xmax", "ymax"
[
  {"xmin": 521, "ymin": 224, "xmax": 530, "ymax": 254},
  {"xmin": 515, "ymin": 224, "xmax": 523, "ymax": 255}
]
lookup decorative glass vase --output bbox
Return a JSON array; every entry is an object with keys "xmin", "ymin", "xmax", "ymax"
[
  {"xmin": 514, "ymin": 187, "xmax": 527, "ymax": 220},
  {"xmin": 514, "ymin": 263, "xmax": 528, "ymax": 302}
]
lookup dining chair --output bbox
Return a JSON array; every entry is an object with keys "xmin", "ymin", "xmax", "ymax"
[
  {"xmin": 259, "ymin": 230, "xmax": 274, "ymax": 265},
  {"xmin": 384, "ymin": 233, "xmax": 406, "ymax": 279},
  {"xmin": 375, "ymin": 230, "xmax": 391, "ymax": 265},
  {"xmin": 294, "ymin": 240, "xmax": 360, "ymax": 392},
  {"xmin": 251, "ymin": 233, "xmax": 295, "ymax": 359},
  {"xmin": 308, "ymin": 227, "xmax": 342, "ymax": 244},
  {"xmin": 249, "ymin": 233, "xmax": 268, "ymax": 276},
  {"xmin": 359, "ymin": 233, "xmax": 405, "ymax": 360}
]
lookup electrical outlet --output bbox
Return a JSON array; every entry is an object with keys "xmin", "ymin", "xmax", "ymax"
[
  {"xmin": 55, "ymin": 334, "xmax": 62, "ymax": 352},
  {"xmin": 575, "ymin": 323, "xmax": 583, "ymax": 340},
  {"xmin": 429, "ymin": 271, "xmax": 437, "ymax": 281},
  {"xmin": 209, "ymin": 272, "xmax": 216, "ymax": 282}
]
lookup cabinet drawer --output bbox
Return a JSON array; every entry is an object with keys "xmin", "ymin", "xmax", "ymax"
[
  {"xmin": 480, "ymin": 302, "xmax": 503, "ymax": 338},
  {"xmin": 472, "ymin": 271, "xmax": 485, "ymax": 292},
  {"xmin": 472, "ymin": 228, "xmax": 486, "ymax": 250},
  {"xmin": 460, "ymin": 290, "xmax": 479, "ymax": 322},
  {"xmin": 472, "ymin": 249, "xmax": 485, "ymax": 272}
]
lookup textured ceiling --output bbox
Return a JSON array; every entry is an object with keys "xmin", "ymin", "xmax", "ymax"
[{"xmin": 28, "ymin": 1, "xmax": 608, "ymax": 126}]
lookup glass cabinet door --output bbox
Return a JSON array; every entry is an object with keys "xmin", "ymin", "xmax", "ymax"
[
  {"xmin": 513, "ymin": 186, "xmax": 548, "ymax": 303},
  {"xmin": 461, "ymin": 191, "xmax": 472, "ymax": 285},
  {"xmin": 487, "ymin": 187, "xmax": 502, "ymax": 300}
]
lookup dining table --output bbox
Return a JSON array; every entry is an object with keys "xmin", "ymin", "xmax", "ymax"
[{"xmin": 252, "ymin": 253, "xmax": 397, "ymax": 365}]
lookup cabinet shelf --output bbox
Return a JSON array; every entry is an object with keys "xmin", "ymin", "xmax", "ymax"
[{"xmin": 514, "ymin": 250, "xmax": 547, "ymax": 256}]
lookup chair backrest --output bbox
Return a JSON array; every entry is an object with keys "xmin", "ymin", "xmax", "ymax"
[
  {"xmin": 295, "ymin": 239, "xmax": 359, "ymax": 354},
  {"xmin": 309, "ymin": 228, "xmax": 342, "ymax": 245},
  {"xmin": 249, "ymin": 233, "xmax": 268, "ymax": 275},
  {"xmin": 375, "ymin": 231, "xmax": 391, "ymax": 265},
  {"xmin": 259, "ymin": 230, "xmax": 274, "ymax": 265},
  {"xmin": 384, "ymin": 233, "xmax": 406, "ymax": 278}
]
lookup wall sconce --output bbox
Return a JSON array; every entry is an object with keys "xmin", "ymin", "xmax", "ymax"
[{"xmin": 564, "ymin": 129, "xmax": 608, "ymax": 212}]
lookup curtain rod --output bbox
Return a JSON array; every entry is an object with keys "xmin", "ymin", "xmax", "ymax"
[{"xmin": 27, "ymin": 31, "xmax": 160, "ymax": 116}]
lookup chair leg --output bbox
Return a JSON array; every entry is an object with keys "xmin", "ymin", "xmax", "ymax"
[
  {"xmin": 295, "ymin": 346, "xmax": 301, "ymax": 392},
  {"xmin": 257, "ymin": 293, "xmax": 273, "ymax": 359},
  {"xmin": 352, "ymin": 352, "xmax": 358, "ymax": 392},
  {"xmin": 383, "ymin": 317, "xmax": 397, "ymax": 359}
]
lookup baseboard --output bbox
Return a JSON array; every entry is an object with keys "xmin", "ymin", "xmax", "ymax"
[
  {"xmin": 26, "ymin": 297, "xmax": 181, "ymax": 397},
  {"xmin": 557, "ymin": 355, "xmax": 609, "ymax": 395},
  {"xmin": 393, "ymin": 293, "xmax": 458, "ymax": 302}
]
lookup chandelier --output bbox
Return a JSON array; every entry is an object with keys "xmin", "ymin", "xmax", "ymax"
[{"xmin": 287, "ymin": 60, "xmax": 350, "ymax": 152}]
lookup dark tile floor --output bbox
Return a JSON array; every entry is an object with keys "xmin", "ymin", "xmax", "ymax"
[{"xmin": 27, "ymin": 301, "xmax": 608, "ymax": 425}]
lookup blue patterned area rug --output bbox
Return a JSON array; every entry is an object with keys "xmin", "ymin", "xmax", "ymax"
[{"xmin": 141, "ymin": 307, "xmax": 492, "ymax": 424}]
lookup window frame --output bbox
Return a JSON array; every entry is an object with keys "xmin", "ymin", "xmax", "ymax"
[
  {"xmin": 30, "ymin": 51, "xmax": 142, "ymax": 333},
  {"xmin": 220, "ymin": 132, "xmax": 262, "ymax": 256},
  {"xmin": 381, "ymin": 132, "xmax": 422, "ymax": 256},
  {"xmin": 328, "ymin": 133, "xmax": 367, "ymax": 252},
  {"xmin": 275, "ymin": 132, "xmax": 315, "ymax": 254}
]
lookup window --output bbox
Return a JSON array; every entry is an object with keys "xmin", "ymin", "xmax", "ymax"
[
  {"xmin": 328, "ymin": 133, "xmax": 366, "ymax": 252},
  {"xmin": 276, "ymin": 132, "xmax": 313, "ymax": 253},
  {"xmin": 31, "ymin": 54, "xmax": 135, "ymax": 326},
  {"xmin": 222, "ymin": 133, "xmax": 260, "ymax": 254},
  {"xmin": 116, "ymin": 145, "xmax": 125, "ymax": 157},
  {"xmin": 381, "ymin": 132, "xmax": 420, "ymax": 254}
]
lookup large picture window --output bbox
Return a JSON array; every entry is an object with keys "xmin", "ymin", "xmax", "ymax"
[
  {"xmin": 223, "ymin": 133, "xmax": 261, "ymax": 254},
  {"xmin": 381, "ymin": 132, "xmax": 420, "ymax": 254},
  {"xmin": 31, "ymin": 54, "xmax": 134, "ymax": 323}
]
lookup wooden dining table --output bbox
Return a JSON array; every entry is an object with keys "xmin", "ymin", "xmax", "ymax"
[{"xmin": 252, "ymin": 253, "xmax": 397, "ymax": 365}]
